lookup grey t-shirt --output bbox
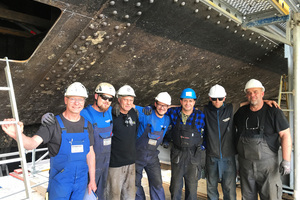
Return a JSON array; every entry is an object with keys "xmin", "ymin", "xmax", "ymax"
[{"xmin": 36, "ymin": 114, "xmax": 94, "ymax": 157}]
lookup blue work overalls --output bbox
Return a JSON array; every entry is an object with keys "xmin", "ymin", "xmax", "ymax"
[
  {"xmin": 135, "ymin": 115, "xmax": 167, "ymax": 200},
  {"xmin": 47, "ymin": 115, "xmax": 90, "ymax": 200},
  {"xmin": 86, "ymin": 108, "xmax": 113, "ymax": 199}
]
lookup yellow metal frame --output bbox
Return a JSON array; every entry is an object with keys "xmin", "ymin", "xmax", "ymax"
[{"xmin": 271, "ymin": 0, "xmax": 290, "ymax": 15}]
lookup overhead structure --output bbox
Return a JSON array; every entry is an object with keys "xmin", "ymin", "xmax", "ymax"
[{"xmin": 199, "ymin": 0, "xmax": 292, "ymax": 44}]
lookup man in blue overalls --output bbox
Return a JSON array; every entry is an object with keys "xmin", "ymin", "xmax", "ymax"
[
  {"xmin": 134, "ymin": 92, "xmax": 171, "ymax": 200},
  {"xmin": 1, "ymin": 82, "xmax": 97, "ymax": 200},
  {"xmin": 41, "ymin": 82, "xmax": 115, "ymax": 199},
  {"xmin": 80, "ymin": 82, "xmax": 115, "ymax": 199}
]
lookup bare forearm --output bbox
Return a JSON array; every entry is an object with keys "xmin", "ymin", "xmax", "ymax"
[
  {"xmin": 21, "ymin": 134, "xmax": 41, "ymax": 150},
  {"xmin": 87, "ymin": 149, "xmax": 96, "ymax": 183},
  {"xmin": 280, "ymin": 129, "xmax": 292, "ymax": 161}
]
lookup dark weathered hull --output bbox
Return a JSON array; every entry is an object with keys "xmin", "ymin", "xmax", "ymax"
[{"xmin": 0, "ymin": 0, "xmax": 286, "ymax": 129}]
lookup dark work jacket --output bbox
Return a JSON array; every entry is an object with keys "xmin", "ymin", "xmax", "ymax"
[{"xmin": 204, "ymin": 102, "xmax": 237, "ymax": 158}]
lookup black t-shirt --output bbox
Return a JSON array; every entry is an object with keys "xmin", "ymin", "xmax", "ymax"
[
  {"xmin": 234, "ymin": 103, "xmax": 289, "ymax": 152},
  {"xmin": 36, "ymin": 114, "xmax": 94, "ymax": 157},
  {"xmin": 110, "ymin": 108, "xmax": 139, "ymax": 167}
]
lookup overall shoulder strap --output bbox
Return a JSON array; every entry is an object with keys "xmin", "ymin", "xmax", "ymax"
[
  {"xmin": 55, "ymin": 115, "xmax": 65, "ymax": 129},
  {"xmin": 56, "ymin": 115, "xmax": 67, "ymax": 134},
  {"xmin": 83, "ymin": 117, "xmax": 88, "ymax": 130}
]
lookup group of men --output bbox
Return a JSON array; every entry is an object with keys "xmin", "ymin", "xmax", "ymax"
[{"xmin": 1, "ymin": 78, "xmax": 292, "ymax": 200}]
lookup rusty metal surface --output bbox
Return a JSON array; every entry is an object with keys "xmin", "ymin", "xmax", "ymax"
[{"xmin": 0, "ymin": 0, "xmax": 286, "ymax": 129}]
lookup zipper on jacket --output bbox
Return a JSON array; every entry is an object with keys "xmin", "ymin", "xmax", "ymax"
[{"xmin": 217, "ymin": 110, "xmax": 222, "ymax": 159}]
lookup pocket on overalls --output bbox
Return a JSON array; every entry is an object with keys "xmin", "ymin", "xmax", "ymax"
[
  {"xmin": 171, "ymin": 147, "xmax": 182, "ymax": 164},
  {"xmin": 99, "ymin": 132, "xmax": 112, "ymax": 153},
  {"xmin": 276, "ymin": 182, "xmax": 283, "ymax": 200},
  {"xmin": 242, "ymin": 137, "xmax": 262, "ymax": 160},
  {"xmin": 49, "ymin": 168, "xmax": 70, "ymax": 198},
  {"xmin": 190, "ymin": 147, "xmax": 202, "ymax": 165},
  {"xmin": 147, "ymin": 133, "xmax": 160, "ymax": 151},
  {"xmin": 70, "ymin": 139, "xmax": 88, "ymax": 161},
  {"xmin": 190, "ymin": 147, "xmax": 206, "ymax": 180}
]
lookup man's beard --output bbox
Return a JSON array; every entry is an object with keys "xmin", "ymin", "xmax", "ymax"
[{"xmin": 99, "ymin": 104, "xmax": 109, "ymax": 112}]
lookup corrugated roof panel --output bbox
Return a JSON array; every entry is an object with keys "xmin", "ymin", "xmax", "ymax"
[{"xmin": 223, "ymin": 0, "xmax": 274, "ymax": 15}]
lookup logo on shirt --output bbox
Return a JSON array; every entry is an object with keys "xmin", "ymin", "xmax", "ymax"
[
  {"xmin": 223, "ymin": 117, "xmax": 230, "ymax": 122},
  {"xmin": 105, "ymin": 119, "xmax": 111, "ymax": 123}
]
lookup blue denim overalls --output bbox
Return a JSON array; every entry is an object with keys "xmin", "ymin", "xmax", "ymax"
[{"xmin": 47, "ymin": 115, "xmax": 90, "ymax": 200}]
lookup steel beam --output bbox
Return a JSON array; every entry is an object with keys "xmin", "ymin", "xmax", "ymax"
[{"xmin": 244, "ymin": 15, "xmax": 289, "ymax": 28}]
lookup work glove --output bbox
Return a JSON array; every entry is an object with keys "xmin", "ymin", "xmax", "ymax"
[
  {"xmin": 142, "ymin": 106, "xmax": 153, "ymax": 115},
  {"xmin": 41, "ymin": 112, "xmax": 55, "ymax": 126},
  {"xmin": 279, "ymin": 160, "xmax": 291, "ymax": 175},
  {"xmin": 112, "ymin": 103, "xmax": 120, "ymax": 117}
]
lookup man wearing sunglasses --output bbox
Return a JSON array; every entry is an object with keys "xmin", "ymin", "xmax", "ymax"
[
  {"xmin": 41, "ymin": 82, "xmax": 116, "ymax": 200},
  {"xmin": 2, "ymin": 82, "xmax": 97, "ymax": 199},
  {"xmin": 80, "ymin": 82, "xmax": 115, "ymax": 199},
  {"xmin": 234, "ymin": 79, "xmax": 292, "ymax": 200},
  {"xmin": 205, "ymin": 83, "xmax": 283, "ymax": 200},
  {"xmin": 204, "ymin": 84, "xmax": 237, "ymax": 200},
  {"xmin": 134, "ymin": 92, "xmax": 171, "ymax": 200}
]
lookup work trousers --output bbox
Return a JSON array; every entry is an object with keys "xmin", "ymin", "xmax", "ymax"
[
  {"xmin": 106, "ymin": 163, "xmax": 136, "ymax": 200},
  {"xmin": 206, "ymin": 156, "xmax": 236, "ymax": 200},
  {"xmin": 170, "ymin": 148, "xmax": 199, "ymax": 200},
  {"xmin": 239, "ymin": 156, "xmax": 282, "ymax": 200},
  {"xmin": 136, "ymin": 155, "xmax": 165, "ymax": 200}
]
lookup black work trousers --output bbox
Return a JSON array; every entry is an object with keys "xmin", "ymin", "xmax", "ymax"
[{"xmin": 170, "ymin": 147, "xmax": 199, "ymax": 200}]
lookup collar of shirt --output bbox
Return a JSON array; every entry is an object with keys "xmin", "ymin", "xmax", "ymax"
[{"xmin": 180, "ymin": 111, "xmax": 190, "ymax": 125}]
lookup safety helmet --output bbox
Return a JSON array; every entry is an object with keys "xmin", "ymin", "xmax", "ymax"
[
  {"xmin": 155, "ymin": 92, "xmax": 172, "ymax": 105},
  {"xmin": 116, "ymin": 85, "xmax": 136, "ymax": 98},
  {"xmin": 208, "ymin": 84, "xmax": 227, "ymax": 98},
  {"xmin": 180, "ymin": 88, "xmax": 197, "ymax": 99},
  {"xmin": 244, "ymin": 79, "xmax": 265, "ymax": 93},
  {"xmin": 95, "ymin": 82, "xmax": 116, "ymax": 97},
  {"xmin": 65, "ymin": 82, "xmax": 88, "ymax": 98}
]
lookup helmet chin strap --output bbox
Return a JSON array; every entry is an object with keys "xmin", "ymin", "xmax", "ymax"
[{"xmin": 155, "ymin": 108, "xmax": 164, "ymax": 117}]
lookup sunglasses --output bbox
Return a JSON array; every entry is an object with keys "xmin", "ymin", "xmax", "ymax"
[
  {"xmin": 99, "ymin": 94, "xmax": 113, "ymax": 102},
  {"xmin": 211, "ymin": 97, "xmax": 224, "ymax": 101}
]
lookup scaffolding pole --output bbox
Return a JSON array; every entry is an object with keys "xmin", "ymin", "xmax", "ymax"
[{"xmin": 292, "ymin": 13, "xmax": 300, "ymax": 200}]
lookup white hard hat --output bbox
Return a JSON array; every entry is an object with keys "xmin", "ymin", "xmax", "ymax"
[
  {"xmin": 208, "ymin": 84, "xmax": 226, "ymax": 98},
  {"xmin": 116, "ymin": 85, "xmax": 136, "ymax": 97},
  {"xmin": 155, "ymin": 92, "xmax": 172, "ymax": 105},
  {"xmin": 244, "ymin": 79, "xmax": 265, "ymax": 93},
  {"xmin": 65, "ymin": 82, "xmax": 88, "ymax": 98},
  {"xmin": 95, "ymin": 82, "xmax": 116, "ymax": 97}
]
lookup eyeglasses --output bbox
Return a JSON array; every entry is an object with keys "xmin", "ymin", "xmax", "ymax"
[
  {"xmin": 246, "ymin": 117, "xmax": 259, "ymax": 130},
  {"xmin": 99, "ymin": 94, "xmax": 113, "ymax": 102},
  {"xmin": 211, "ymin": 97, "xmax": 224, "ymax": 101},
  {"xmin": 68, "ymin": 97, "xmax": 85, "ymax": 104},
  {"xmin": 156, "ymin": 103, "xmax": 169, "ymax": 109}
]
